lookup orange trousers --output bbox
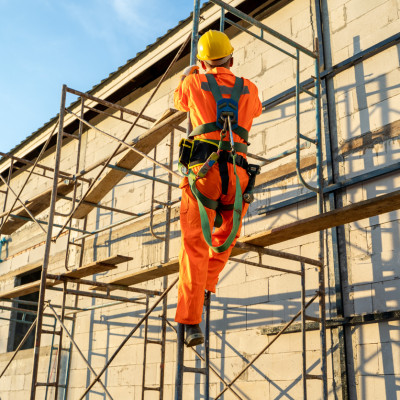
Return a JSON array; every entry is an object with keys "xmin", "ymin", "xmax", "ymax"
[{"xmin": 175, "ymin": 162, "xmax": 249, "ymax": 325}]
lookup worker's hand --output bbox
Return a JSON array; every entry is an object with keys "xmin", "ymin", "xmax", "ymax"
[{"xmin": 181, "ymin": 65, "xmax": 199, "ymax": 81}]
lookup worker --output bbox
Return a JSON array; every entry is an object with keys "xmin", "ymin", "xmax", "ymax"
[{"xmin": 174, "ymin": 30, "xmax": 262, "ymax": 347}]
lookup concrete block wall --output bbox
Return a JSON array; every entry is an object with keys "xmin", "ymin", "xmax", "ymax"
[{"xmin": 1, "ymin": 0, "xmax": 399, "ymax": 398}]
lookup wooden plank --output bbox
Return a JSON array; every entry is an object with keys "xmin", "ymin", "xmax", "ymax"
[
  {"xmin": 72, "ymin": 109, "xmax": 186, "ymax": 219},
  {"xmin": 91, "ymin": 259, "xmax": 179, "ymax": 290},
  {"xmin": 1, "ymin": 181, "xmax": 77, "ymax": 235},
  {"xmin": 240, "ymin": 188, "xmax": 400, "ymax": 248},
  {"xmin": 0, "ymin": 255, "xmax": 132, "ymax": 299},
  {"xmin": 0, "ymin": 281, "xmax": 51, "ymax": 299},
  {"xmin": 91, "ymin": 189, "xmax": 400, "ymax": 290},
  {"xmin": 64, "ymin": 262, "xmax": 118, "ymax": 279},
  {"xmin": 64, "ymin": 255, "xmax": 132, "ymax": 278}
]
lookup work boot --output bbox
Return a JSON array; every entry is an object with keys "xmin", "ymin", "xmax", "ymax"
[{"xmin": 185, "ymin": 324, "xmax": 204, "ymax": 347}]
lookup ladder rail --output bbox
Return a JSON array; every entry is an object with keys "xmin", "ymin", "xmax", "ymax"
[{"xmin": 30, "ymin": 85, "xmax": 67, "ymax": 400}]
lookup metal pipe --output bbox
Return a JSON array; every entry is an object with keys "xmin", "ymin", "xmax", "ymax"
[
  {"xmin": 0, "ymin": 174, "xmax": 47, "ymax": 234},
  {"xmin": 164, "ymin": 317, "xmax": 243, "ymax": 399},
  {"xmin": 46, "ymin": 273, "xmax": 161, "ymax": 296},
  {"xmin": 45, "ymin": 316, "xmax": 57, "ymax": 400},
  {"xmin": 159, "ymin": 129, "xmax": 175, "ymax": 400},
  {"xmin": 46, "ymin": 302, "xmax": 114, "ymax": 400},
  {"xmin": 1, "ymin": 158, "xmax": 13, "ymax": 227},
  {"xmin": 0, "ymin": 151, "xmax": 91, "ymax": 184},
  {"xmin": 0, "ymin": 121, "xmax": 59, "ymax": 234},
  {"xmin": 141, "ymin": 296, "xmax": 150, "ymax": 399},
  {"xmin": 9, "ymin": 214, "xmax": 91, "ymax": 234},
  {"xmin": 301, "ymin": 263, "xmax": 307, "ymax": 399},
  {"xmin": 315, "ymin": 39, "xmax": 328, "ymax": 399},
  {"xmin": 47, "ymin": 287, "xmax": 146, "ymax": 304},
  {"xmin": 54, "ymin": 282, "xmax": 67, "ymax": 399},
  {"xmin": 72, "ymin": 210, "xmax": 154, "ymax": 242},
  {"xmin": 315, "ymin": 0, "xmax": 349, "ymax": 396},
  {"xmin": 209, "ymin": 0, "xmax": 317, "ymax": 58},
  {"xmin": 234, "ymin": 241, "xmax": 322, "ymax": 267},
  {"xmin": 0, "ymin": 317, "xmax": 38, "ymax": 379},
  {"xmin": 220, "ymin": 5, "xmax": 225, "ymax": 31},
  {"xmin": 295, "ymin": 50, "xmax": 318, "ymax": 193},
  {"xmin": 107, "ymin": 163, "xmax": 179, "ymax": 188},
  {"xmin": 175, "ymin": 323, "xmax": 185, "ymax": 400},
  {"xmin": 66, "ymin": 87, "xmax": 156, "ymax": 123},
  {"xmin": 149, "ymin": 147, "xmax": 166, "ymax": 242},
  {"xmin": 224, "ymin": 17, "xmax": 296, "ymax": 59},
  {"xmin": 57, "ymin": 193, "xmax": 139, "ymax": 216},
  {"xmin": 30, "ymin": 84, "xmax": 67, "ymax": 400},
  {"xmin": 215, "ymin": 293, "xmax": 319, "ymax": 399},
  {"xmin": 65, "ymin": 109, "xmax": 182, "ymax": 180},
  {"xmin": 261, "ymin": 33, "xmax": 400, "ymax": 112},
  {"xmin": 55, "ymin": 34, "xmax": 191, "ymax": 241},
  {"xmin": 204, "ymin": 291, "xmax": 211, "ymax": 400},
  {"xmin": 259, "ymin": 159, "xmax": 400, "ymax": 214},
  {"xmin": 80, "ymin": 277, "xmax": 179, "ymax": 399},
  {"xmin": 0, "ymin": 297, "xmax": 81, "ymax": 311},
  {"xmin": 0, "ymin": 316, "xmax": 54, "ymax": 327},
  {"xmin": 83, "ymin": 104, "xmax": 150, "ymax": 130},
  {"xmin": 229, "ymin": 257, "xmax": 303, "ymax": 275},
  {"xmin": 0, "ymin": 304, "xmax": 62, "ymax": 318}
]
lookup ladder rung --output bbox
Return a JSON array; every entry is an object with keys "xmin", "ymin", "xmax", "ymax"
[
  {"xmin": 36, "ymin": 382, "xmax": 67, "ymax": 387},
  {"xmin": 143, "ymin": 386, "xmax": 161, "ymax": 391},
  {"xmin": 36, "ymin": 382, "xmax": 55, "ymax": 387},
  {"xmin": 183, "ymin": 366, "xmax": 207, "ymax": 375},
  {"xmin": 305, "ymin": 315, "xmax": 321, "ymax": 322},
  {"xmin": 63, "ymin": 131, "xmax": 80, "ymax": 140},
  {"xmin": 306, "ymin": 374, "xmax": 323, "ymax": 380},
  {"xmin": 146, "ymin": 339, "xmax": 162, "ymax": 345},
  {"xmin": 42, "ymin": 329, "xmax": 62, "ymax": 335}
]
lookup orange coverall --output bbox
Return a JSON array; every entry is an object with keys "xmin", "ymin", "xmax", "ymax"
[{"xmin": 174, "ymin": 67, "xmax": 262, "ymax": 324}]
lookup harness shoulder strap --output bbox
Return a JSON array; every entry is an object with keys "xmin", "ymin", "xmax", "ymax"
[
  {"xmin": 189, "ymin": 74, "xmax": 249, "ymax": 143},
  {"xmin": 230, "ymin": 77, "xmax": 244, "ymax": 104},
  {"xmin": 205, "ymin": 74, "xmax": 223, "ymax": 102}
]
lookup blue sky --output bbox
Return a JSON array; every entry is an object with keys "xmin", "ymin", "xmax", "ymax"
[{"xmin": 0, "ymin": 0, "xmax": 206, "ymax": 153}]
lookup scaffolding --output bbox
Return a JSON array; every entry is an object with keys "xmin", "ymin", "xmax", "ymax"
[{"xmin": 1, "ymin": 0, "xmax": 400, "ymax": 399}]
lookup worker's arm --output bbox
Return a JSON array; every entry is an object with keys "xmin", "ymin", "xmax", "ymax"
[
  {"xmin": 174, "ymin": 65, "xmax": 199, "ymax": 112},
  {"xmin": 251, "ymin": 82, "xmax": 263, "ymax": 118}
]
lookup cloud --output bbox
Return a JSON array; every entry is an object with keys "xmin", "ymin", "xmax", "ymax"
[{"xmin": 111, "ymin": 0, "xmax": 144, "ymax": 26}]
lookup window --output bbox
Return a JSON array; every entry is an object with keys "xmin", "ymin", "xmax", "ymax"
[{"xmin": 8, "ymin": 269, "xmax": 42, "ymax": 352}]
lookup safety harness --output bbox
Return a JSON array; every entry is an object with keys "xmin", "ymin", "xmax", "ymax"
[{"xmin": 179, "ymin": 74, "xmax": 255, "ymax": 253}]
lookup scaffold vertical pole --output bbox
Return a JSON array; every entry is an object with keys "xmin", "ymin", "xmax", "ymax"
[
  {"xmin": 301, "ymin": 262, "xmax": 307, "ymax": 399},
  {"xmin": 204, "ymin": 291, "xmax": 211, "ymax": 399},
  {"xmin": 175, "ymin": 323, "xmax": 185, "ymax": 400},
  {"xmin": 30, "ymin": 84, "xmax": 67, "ymax": 400},
  {"xmin": 159, "ymin": 129, "xmax": 175, "ymax": 399},
  {"xmin": 315, "ymin": 41, "xmax": 328, "ymax": 398}
]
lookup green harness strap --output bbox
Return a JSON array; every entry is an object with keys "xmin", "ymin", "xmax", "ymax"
[
  {"xmin": 185, "ymin": 73, "xmax": 249, "ymax": 253},
  {"xmin": 189, "ymin": 75, "xmax": 249, "ymax": 143},
  {"xmin": 188, "ymin": 153, "xmax": 243, "ymax": 253},
  {"xmin": 187, "ymin": 74, "xmax": 247, "ymax": 253}
]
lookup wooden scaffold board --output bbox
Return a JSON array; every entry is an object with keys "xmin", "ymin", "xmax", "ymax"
[
  {"xmin": 72, "ymin": 109, "xmax": 186, "ymax": 219},
  {"xmin": 0, "ymin": 255, "xmax": 132, "ymax": 299},
  {"xmin": 91, "ymin": 188, "xmax": 400, "ymax": 291},
  {"xmin": 0, "ymin": 181, "xmax": 77, "ymax": 235}
]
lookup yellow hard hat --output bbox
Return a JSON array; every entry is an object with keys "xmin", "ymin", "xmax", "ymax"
[{"xmin": 197, "ymin": 30, "xmax": 234, "ymax": 62}]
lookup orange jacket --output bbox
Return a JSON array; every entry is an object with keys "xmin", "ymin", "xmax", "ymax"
[{"xmin": 174, "ymin": 67, "xmax": 262, "ymax": 154}]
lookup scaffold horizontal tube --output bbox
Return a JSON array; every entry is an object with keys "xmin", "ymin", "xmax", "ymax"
[{"xmin": 46, "ymin": 273, "xmax": 162, "ymax": 296}]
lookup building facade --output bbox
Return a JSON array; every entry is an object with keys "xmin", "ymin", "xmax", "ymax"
[{"xmin": 1, "ymin": 0, "xmax": 400, "ymax": 398}]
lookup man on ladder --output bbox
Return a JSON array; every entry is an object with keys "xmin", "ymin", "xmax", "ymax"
[{"xmin": 174, "ymin": 30, "xmax": 262, "ymax": 347}]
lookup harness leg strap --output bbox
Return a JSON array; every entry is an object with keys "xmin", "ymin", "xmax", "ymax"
[{"xmin": 188, "ymin": 158, "xmax": 243, "ymax": 254}]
